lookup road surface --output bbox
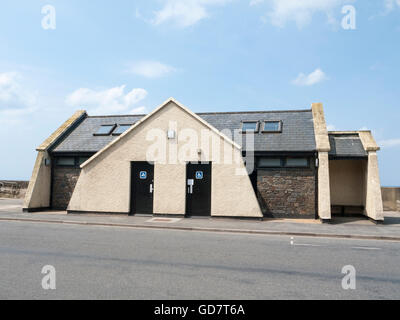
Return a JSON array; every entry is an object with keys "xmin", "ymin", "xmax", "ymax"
[{"xmin": 0, "ymin": 220, "xmax": 399, "ymax": 299}]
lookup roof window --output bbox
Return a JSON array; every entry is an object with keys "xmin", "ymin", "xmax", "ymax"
[
  {"xmin": 262, "ymin": 121, "xmax": 282, "ymax": 133},
  {"xmin": 112, "ymin": 124, "xmax": 133, "ymax": 136},
  {"xmin": 94, "ymin": 124, "xmax": 116, "ymax": 136},
  {"xmin": 241, "ymin": 121, "xmax": 259, "ymax": 133}
]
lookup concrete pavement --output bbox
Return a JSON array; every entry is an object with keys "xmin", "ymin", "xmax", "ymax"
[{"xmin": 1, "ymin": 198, "xmax": 400, "ymax": 241}]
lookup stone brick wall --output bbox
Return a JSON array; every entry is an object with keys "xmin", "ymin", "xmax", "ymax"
[
  {"xmin": 0, "ymin": 181, "xmax": 29, "ymax": 199},
  {"xmin": 51, "ymin": 167, "xmax": 81, "ymax": 210},
  {"xmin": 257, "ymin": 166, "xmax": 316, "ymax": 217},
  {"xmin": 382, "ymin": 187, "xmax": 400, "ymax": 212}
]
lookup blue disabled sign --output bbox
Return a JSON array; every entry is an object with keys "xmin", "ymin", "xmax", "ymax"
[
  {"xmin": 140, "ymin": 171, "xmax": 147, "ymax": 180},
  {"xmin": 196, "ymin": 171, "xmax": 203, "ymax": 180}
]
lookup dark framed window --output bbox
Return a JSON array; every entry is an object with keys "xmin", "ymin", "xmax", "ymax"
[
  {"xmin": 94, "ymin": 124, "xmax": 116, "ymax": 136},
  {"xmin": 284, "ymin": 157, "xmax": 309, "ymax": 168},
  {"xmin": 55, "ymin": 157, "xmax": 76, "ymax": 167},
  {"xmin": 256, "ymin": 157, "xmax": 311, "ymax": 169},
  {"xmin": 241, "ymin": 121, "xmax": 259, "ymax": 133},
  {"xmin": 112, "ymin": 124, "xmax": 133, "ymax": 136},
  {"xmin": 54, "ymin": 155, "xmax": 94, "ymax": 168},
  {"xmin": 258, "ymin": 158, "xmax": 282, "ymax": 168},
  {"xmin": 262, "ymin": 121, "xmax": 282, "ymax": 133}
]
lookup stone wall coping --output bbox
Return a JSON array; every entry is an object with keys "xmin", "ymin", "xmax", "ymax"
[
  {"xmin": 37, "ymin": 110, "xmax": 87, "ymax": 152},
  {"xmin": 311, "ymin": 103, "xmax": 331, "ymax": 152}
]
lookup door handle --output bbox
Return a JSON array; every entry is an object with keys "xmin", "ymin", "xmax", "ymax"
[
  {"xmin": 187, "ymin": 179, "xmax": 194, "ymax": 194},
  {"xmin": 150, "ymin": 184, "xmax": 153, "ymax": 194}
]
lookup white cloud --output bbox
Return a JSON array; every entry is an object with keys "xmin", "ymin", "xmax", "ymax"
[
  {"xmin": 368, "ymin": 0, "xmax": 400, "ymax": 20},
  {"xmin": 0, "ymin": 72, "xmax": 36, "ymax": 109},
  {"xmin": 151, "ymin": 0, "xmax": 232, "ymax": 27},
  {"xmin": 250, "ymin": 0, "xmax": 264, "ymax": 6},
  {"xmin": 0, "ymin": 72, "xmax": 37, "ymax": 124},
  {"xmin": 292, "ymin": 68, "xmax": 328, "ymax": 86},
  {"xmin": 252, "ymin": 0, "xmax": 352, "ymax": 28},
  {"xmin": 66, "ymin": 85, "xmax": 148, "ymax": 115},
  {"xmin": 379, "ymin": 138, "xmax": 400, "ymax": 148},
  {"xmin": 384, "ymin": 0, "xmax": 400, "ymax": 12},
  {"xmin": 127, "ymin": 61, "xmax": 176, "ymax": 78}
]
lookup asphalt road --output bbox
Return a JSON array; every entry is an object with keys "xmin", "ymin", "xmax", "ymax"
[{"xmin": 0, "ymin": 220, "xmax": 399, "ymax": 300}]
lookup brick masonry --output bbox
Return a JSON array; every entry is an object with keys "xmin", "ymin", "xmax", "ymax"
[
  {"xmin": 257, "ymin": 165, "xmax": 316, "ymax": 217},
  {"xmin": 51, "ymin": 167, "xmax": 81, "ymax": 210}
]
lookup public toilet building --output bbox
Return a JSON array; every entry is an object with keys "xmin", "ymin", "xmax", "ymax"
[{"xmin": 24, "ymin": 98, "xmax": 384, "ymax": 222}]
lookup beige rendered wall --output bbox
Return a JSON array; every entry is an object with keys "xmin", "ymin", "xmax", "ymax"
[
  {"xmin": 317, "ymin": 152, "xmax": 331, "ymax": 220},
  {"xmin": 154, "ymin": 164, "xmax": 186, "ymax": 214},
  {"xmin": 364, "ymin": 152, "xmax": 384, "ymax": 221},
  {"xmin": 24, "ymin": 110, "xmax": 87, "ymax": 211},
  {"xmin": 329, "ymin": 159, "xmax": 366, "ymax": 206},
  {"xmin": 311, "ymin": 103, "xmax": 332, "ymax": 220},
  {"xmin": 23, "ymin": 151, "xmax": 51, "ymax": 209},
  {"xmin": 68, "ymin": 101, "xmax": 262, "ymax": 217},
  {"xmin": 357, "ymin": 132, "xmax": 384, "ymax": 221},
  {"xmin": 212, "ymin": 163, "xmax": 261, "ymax": 217}
]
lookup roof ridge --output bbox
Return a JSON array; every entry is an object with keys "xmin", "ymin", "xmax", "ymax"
[
  {"xmin": 197, "ymin": 109, "xmax": 311, "ymax": 115},
  {"xmin": 87, "ymin": 109, "xmax": 312, "ymax": 118},
  {"xmin": 87, "ymin": 114, "xmax": 147, "ymax": 118}
]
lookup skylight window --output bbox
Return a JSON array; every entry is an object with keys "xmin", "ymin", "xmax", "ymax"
[
  {"xmin": 263, "ymin": 121, "xmax": 282, "ymax": 133},
  {"xmin": 112, "ymin": 124, "xmax": 132, "ymax": 136},
  {"xmin": 94, "ymin": 124, "xmax": 116, "ymax": 136},
  {"xmin": 241, "ymin": 121, "xmax": 259, "ymax": 133}
]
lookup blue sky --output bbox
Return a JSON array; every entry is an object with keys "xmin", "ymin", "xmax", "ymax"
[{"xmin": 0, "ymin": 0, "xmax": 399, "ymax": 186}]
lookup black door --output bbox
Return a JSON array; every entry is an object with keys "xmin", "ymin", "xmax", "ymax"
[
  {"xmin": 186, "ymin": 162, "xmax": 211, "ymax": 217},
  {"xmin": 131, "ymin": 162, "xmax": 154, "ymax": 215}
]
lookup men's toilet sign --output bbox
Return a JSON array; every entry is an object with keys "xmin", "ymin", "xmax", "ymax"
[
  {"xmin": 196, "ymin": 171, "xmax": 203, "ymax": 180},
  {"xmin": 140, "ymin": 171, "xmax": 147, "ymax": 180}
]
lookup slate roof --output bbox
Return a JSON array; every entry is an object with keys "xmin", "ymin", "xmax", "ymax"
[
  {"xmin": 328, "ymin": 134, "xmax": 367, "ymax": 158},
  {"xmin": 51, "ymin": 110, "xmax": 317, "ymax": 153},
  {"xmin": 199, "ymin": 110, "xmax": 316, "ymax": 152}
]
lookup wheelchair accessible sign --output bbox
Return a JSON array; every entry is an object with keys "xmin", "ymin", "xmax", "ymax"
[
  {"xmin": 140, "ymin": 171, "xmax": 147, "ymax": 180},
  {"xmin": 196, "ymin": 171, "xmax": 203, "ymax": 180}
]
